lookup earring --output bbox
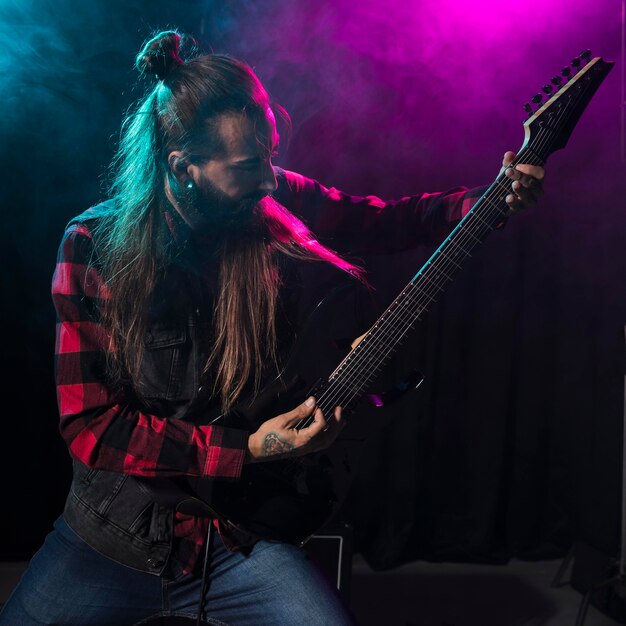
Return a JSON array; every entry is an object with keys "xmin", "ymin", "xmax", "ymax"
[{"xmin": 185, "ymin": 179, "xmax": 194, "ymax": 190}]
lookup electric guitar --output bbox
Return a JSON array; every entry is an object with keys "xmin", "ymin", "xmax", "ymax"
[{"xmin": 147, "ymin": 51, "xmax": 614, "ymax": 547}]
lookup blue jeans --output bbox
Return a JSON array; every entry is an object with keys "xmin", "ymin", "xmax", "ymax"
[{"xmin": 0, "ymin": 516, "xmax": 357, "ymax": 625}]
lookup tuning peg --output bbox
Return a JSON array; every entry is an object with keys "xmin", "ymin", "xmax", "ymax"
[
  {"xmin": 531, "ymin": 93, "xmax": 543, "ymax": 104},
  {"xmin": 551, "ymin": 75, "xmax": 563, "ymax": 86},
  {"xmin": 580, "ymin": 49, "xmax": 592, "ymax": 61},
  {"xmin": 541, "ymin": 84, "xmax": 553, "ymax": 94},
  {"xmin": 561, "ymin": 67, "xmax": 571, "ymax": 77},
  {"xmin": 524, "ymin": 103, "xmax": 533, "ymax": 117},
  {"xmin": 572, "ymin": 57, "xmax": 582, "ymax": 68}
]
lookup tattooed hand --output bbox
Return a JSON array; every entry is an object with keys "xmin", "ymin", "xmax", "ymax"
[{"xmin": 245, "ymin": 396, "xmax": 343, "ymax": 463}]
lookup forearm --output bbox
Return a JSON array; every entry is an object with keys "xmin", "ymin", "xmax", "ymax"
[
  {"xmin": 274, "ymin": 167, "xmax": 488, "ymax": 255},
  {"xmin": 58, "ymin": 399, "xmax": 247, "ymax": 479},
  {"xmin": 53, "ymin": 223, "xmax": 247, "ymax": 480}
]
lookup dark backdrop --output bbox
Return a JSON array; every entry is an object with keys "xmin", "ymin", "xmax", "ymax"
[{"xmin": 1, "ymin": 0, "xmax": 625, "ymax": 571}]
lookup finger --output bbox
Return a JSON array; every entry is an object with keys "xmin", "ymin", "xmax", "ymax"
[
  {"xmin": 506, "ymin": 167, "xmax": 543, "ymax": 200},
  {"xmin": 502, "ymin": 157, "xmax": 545, "ymax": 183},
  {"xmin": 505, "ymin": 194, "xmax": 524, "ymax": 212},
  {"xmin": 298, "ymin": 407, "xmax": 327, "ymax": 438},
  {"xmin": 515, "ymin": 163, "xmax": 545, "ymax": 181},
  {"xmin": 504, "ymin": 168, "xmax": 524, "ymax": 207},
  {"xmin": 506, "ymin": 168, "xmax": 544, "ymax": 200},
  {"xmin": 518, "ymin": 181, "xmax": 544, "ymax": 206},
  {"xmin": 506, "ymin": 190, "xmax": 538, "ymax": 212},
  {"xmin": 502, "ymin": 151, "xmax": 516, "ymax": 168},
  {"xmin": 513, "ymin": 178, "xmax": 544, "ymax": 204},
  {"xmin": 283, "ymin": 396, "xmax": 317, "ymax": 426},
  {"xmin": 505, "ymin": 182, "xmax": 530, "ymax": 211},
  {"xmin": 322, "ymin": 406, "xmax": 343, "ymax": 433},
  {"xmin": 332, "ymin": 406, "xmax": 344, "ymax": 427},
  {"xmin": 516, "ymin": 174, "xmax": 538, "ymax": 189}
]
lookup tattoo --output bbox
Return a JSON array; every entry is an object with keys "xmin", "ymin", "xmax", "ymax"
[{"xmin": 263, "ymin": 432, "xmax": 294, "ymax": 457}]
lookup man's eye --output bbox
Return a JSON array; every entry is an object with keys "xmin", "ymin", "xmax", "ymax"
[{"xmin": 233, "ymin": 161, "xmax": 259, "ymax": 171}]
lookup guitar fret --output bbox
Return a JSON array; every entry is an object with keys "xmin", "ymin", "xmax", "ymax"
[
  {"xmin": 452, "ymin": 239, "xmax": 472, "ymax": 257},
  {"xmin": 415, "ymin": 272, "xmax": 445, "ymax": 294},
  {"xmin": 458, "ymin": 221, "xmax": 484, "ymax": 244},
  {"xmin": 440, "ymin": 246, "xmax": 465, "ymax": 267},
  {"xmin": 487, "ymin": 200, "xmax": 510, "ymax": 219},
  {"xmin": 427, "ymin": 256, "xmax": 456, "ymax": 278},
  {"xmin": 469, "ymin": 210, "xmax": 495, "ymax": 231}
]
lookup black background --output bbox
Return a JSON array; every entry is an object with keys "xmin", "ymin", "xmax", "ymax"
[{"xmin": 1, "ymin": 0, "xmax": 624, "ymax": 571}]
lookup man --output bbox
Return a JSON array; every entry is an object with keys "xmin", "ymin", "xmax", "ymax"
[{"xmin": 0, "ymin": 30, "xmax": 544, "ymax": 625}]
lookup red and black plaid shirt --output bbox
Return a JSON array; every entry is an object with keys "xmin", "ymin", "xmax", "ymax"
[{"xmin": 52, "ymin": 168, "xmax": 485, "ymax": 573}]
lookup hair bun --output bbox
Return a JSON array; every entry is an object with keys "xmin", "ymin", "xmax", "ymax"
[{"xmin": 135, "ymin": 30, "xmax": 191, "ymax": 81}]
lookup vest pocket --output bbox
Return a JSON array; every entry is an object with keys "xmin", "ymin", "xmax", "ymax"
[
  {"xmin": 140, "ymin": 322, "xmax": 191, "ymax": 400},
  {"xmin": 71, "ymin": 462, "xmax": 128, "ymax": 516}
]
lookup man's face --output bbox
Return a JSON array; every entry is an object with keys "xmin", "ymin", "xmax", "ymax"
[{"xmin": 169, "ymin": 109, "xmax": 279, "ymax": 232}]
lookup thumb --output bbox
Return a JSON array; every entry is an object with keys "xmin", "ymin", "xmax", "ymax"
[{"xmin": 284, "ymin": 396, "xmax": 317, "ymax": 426}]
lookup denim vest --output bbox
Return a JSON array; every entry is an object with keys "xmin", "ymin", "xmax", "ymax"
[{"xmin": 62, "ymin": 205, "xmax": 220, "ymax": 578}]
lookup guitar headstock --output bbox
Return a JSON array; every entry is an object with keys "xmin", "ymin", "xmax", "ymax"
[{"xmin": 521, "ymin": 50, "xmax": 614, "ymax": 163}]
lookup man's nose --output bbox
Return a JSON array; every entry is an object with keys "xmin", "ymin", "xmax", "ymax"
[{"xmin": 258, "ymin": 163, "xmax": 278, "ymax": 194}]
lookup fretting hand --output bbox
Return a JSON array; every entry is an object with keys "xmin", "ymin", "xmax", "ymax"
[{"xmin": 501, "ymin": 151, "xmax": 545, "ymax": 213}]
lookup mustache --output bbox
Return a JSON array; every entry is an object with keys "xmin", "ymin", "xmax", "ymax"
[{"xmin": 172, "ymin": 177, "xmax": 265, "ymax": 230}]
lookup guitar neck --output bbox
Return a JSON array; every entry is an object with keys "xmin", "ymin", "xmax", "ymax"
[
  {"xmin": 311, "ymin": 54, "xmax": 613, "ymax": 419},
  {"xmin": 313, "ymin": 147, "xmax": 543, "ymax": 418}
]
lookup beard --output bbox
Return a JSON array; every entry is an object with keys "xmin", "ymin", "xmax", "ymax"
[{"xmin": 173, "ymin": 175, "xmax": 268, "ymax": 238}]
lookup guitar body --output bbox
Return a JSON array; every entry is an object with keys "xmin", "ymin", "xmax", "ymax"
[{"xmin": 191, "ymin": 283, "xmax": 388, "ymax": 544}]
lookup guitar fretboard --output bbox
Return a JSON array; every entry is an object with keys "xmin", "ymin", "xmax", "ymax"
[{"xmin": 313, "ymin": 149, "xmax": 540, "ymax": 418}]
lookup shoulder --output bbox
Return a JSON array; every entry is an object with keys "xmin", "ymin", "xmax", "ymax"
[
  {"xmin": 274, "ymin": 167, "xmax": 317, "ymax": 195},
  {"xmin": 56, "ymin": 199, "xmax": 116, "ymax": 263},
  {"xmin": 64, "ymin": 199, "xmax": 117, "ymax": 238}
]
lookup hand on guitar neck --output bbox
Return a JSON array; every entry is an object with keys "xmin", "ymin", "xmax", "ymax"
[
  {"xmin": 500, "ymin": 150, "xmax": 545, "ymax": 213},
  {"xmin": 245, "ymin": 396, "xmax": 344, "ymax": 463}
]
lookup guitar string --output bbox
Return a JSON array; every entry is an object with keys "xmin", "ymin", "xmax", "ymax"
[
  {"xmin": 305, "ymin": 100, "xmax": 571, "ymax": 423},
  {"xmin": 343, "ymin": 88, "xmax": 579, "ymax": 390},
  {"xmin": 315, "ymin": 157, "xmax": 543, "ymax": 417},
  {"xmin": 294, "ymin": 149, "xmax": 544, "ymax": 428},
  {"xmin": 258, "ymin": 152, "xmax": 540, "ymax": 477},
  {"xmin": 323, "ymin": 153, "xmax": 551, "ymax": 412},
  {"xmin": 360, "ymin": 63, "xmax": 601, "ymax": 393},
  {"xmin": 278, "ymin": 91, "xmax": 576, "ymax": 482},
  {"xmin": 347, "ymin": 166, "xmax": 537, "ymax": 364},
  {"xmin": 319, "ymin": 82, "xmax": 583, "ymax": 413},
  {"xmin": 276, "ymin": 62, "xmax": 601, "ymax": 489},
  {"xmin": 291, "ymin": 66, "xmax": 587, "ymax": 432},
  {"xmin": 312, "ymin": 99, "xmax": 572, "ymax": 418}
]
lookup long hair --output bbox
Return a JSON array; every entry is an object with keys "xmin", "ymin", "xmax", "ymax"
[
  {"xmin": 95, "ymin": 30, "xmax": 364, "ymax": 410},
  {"xmin": 207, "ymin": 196, "xmax": 365, "ymax": 410}
]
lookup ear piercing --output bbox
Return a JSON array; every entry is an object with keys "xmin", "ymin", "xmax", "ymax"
[{"xmin": 185, "ymin": 179, "xmax": 194, "ymax": 190}]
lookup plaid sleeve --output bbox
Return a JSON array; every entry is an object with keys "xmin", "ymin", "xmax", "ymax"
[
  {"xmin": 52, "ymin": 223, "xmax": 247, "ymax": 479},
  {"xmin": 274, "ymin": 168, "xmax": 489, "ymax": 255}
]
